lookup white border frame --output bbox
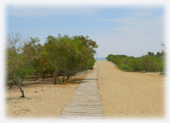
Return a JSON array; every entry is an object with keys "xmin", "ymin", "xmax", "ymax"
[{"xmin": 1, "ymin": 0, "xmax": 169, "ymax": 123}]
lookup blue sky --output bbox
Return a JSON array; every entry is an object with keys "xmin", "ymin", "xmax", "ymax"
[{"xmin": 6, "ymin": 6, "xmax": 164, "ymax": 58}]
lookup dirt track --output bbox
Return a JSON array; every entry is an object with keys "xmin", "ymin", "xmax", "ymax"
[{"xmin": 96, "ymin": 60, "xmax": 164, "ymax": 117}]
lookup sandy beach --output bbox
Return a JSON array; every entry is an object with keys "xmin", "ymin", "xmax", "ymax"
[
  {"xmin": 97, "ymin": 61, "xmax": 164, "ymax": 117},
  {"xmin": 6, "ymin": 61, "xmax": 165, "ymax": 118},
  {"xmin": 6, "ymin": 71, "xmax": 91, "ymax": 118}
]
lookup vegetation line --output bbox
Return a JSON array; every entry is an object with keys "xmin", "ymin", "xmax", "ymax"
[
  {"xmin": 106, "ymin": 51, "xmax": 165, "ymax": 73},
  {"xmin": 7, "ymin": 33, "xmax": 98, "ymax": 97}
]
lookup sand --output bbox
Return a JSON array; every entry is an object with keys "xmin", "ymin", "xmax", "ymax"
[
  {"xmin": 6, "ymin": 61, "xmax": 165, "ymax": 118},
  {"xmin": 96, "ymin": 61, "xmax": 165, "ymax": 118},
  {"xmin": 6, "ymin": 71, "xmax": 91, "ymax": 118}
]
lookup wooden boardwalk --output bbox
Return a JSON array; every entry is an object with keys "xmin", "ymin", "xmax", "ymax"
[{"xmin": 60, "ymin": 63, "xmax": 104, "ymax": 119}]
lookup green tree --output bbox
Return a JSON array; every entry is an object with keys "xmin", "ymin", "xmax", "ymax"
[{"xmin": 7, "ymin": 33, "xmax": 26, "ymax": 97}]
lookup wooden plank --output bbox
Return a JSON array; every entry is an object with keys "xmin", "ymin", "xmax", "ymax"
[{"xmin": 60, "ymin": 63, "xmax": 104, "ymax": 118}]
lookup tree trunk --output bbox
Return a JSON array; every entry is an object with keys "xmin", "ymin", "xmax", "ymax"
[
  {"xmin": 67, "ymin": 71, "xmax": 70, "ymax": 80},
  {"xmin": 54, "ymin": 68, "xmax": 57, "ymax": 84},
  {"xmin": 62, "ymin": 71, "xmax": 66, "ymax": 82},
  {"xmin": 13, "ymin": 74, "xmax": 25, "ymax": 98},
  {"xmin": 56, "ymin": 72, "xmax": 60, "ymax": 83}
]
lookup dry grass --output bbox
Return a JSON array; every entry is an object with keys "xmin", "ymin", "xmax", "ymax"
[{"xmin": 97, "ymin": 60, "xmax": 165, "ymax": 118}]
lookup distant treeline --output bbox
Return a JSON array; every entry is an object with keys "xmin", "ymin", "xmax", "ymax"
[
  {"xmin": 7, "ymin": 33, "xmax": 98, "ymax": 97},
  {"xmin": 106, "ymin": 51, "xmax": 165, "ymax": 73}
]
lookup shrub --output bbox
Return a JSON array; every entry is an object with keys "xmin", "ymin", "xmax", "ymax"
[
  {"xmin": 106, "ymin": 52, "xmax": 165, "ymax": 73},
  {"xmin": 118, "ymin": 64, "xmax": 134, "ymax": 71}
]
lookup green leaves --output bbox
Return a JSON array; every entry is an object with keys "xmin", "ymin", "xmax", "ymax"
[
  {"xmin": 7, "ymin": 33, "xmax": 98, "ymax": 85},
  {"xmin": 44, "ymin": 35, "xmax": 98, "ymax": 75},
  {"xmin": 106, "ymin": 52, "xmax": 165, "ymax": 73},
  {"xmin": 7, "ymin": 33, "xmax": 98, "ymax": 97}
]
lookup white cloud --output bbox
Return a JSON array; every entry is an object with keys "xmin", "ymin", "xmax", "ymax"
[
  {"xmin": 7, "ymin": 6, "xmax": 97, "ymax": 17},
  {"xmin": 7, "ymin": 6, "xmax": 164, "ymax": 58}
]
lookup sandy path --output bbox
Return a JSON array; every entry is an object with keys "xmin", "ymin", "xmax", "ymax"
[
  {"xmin": 96, "ymin": 60, "xmax": 164, "ymax": 118},
  {"xmin": 60, "ymin": 63, "xmax": 104, "ymax": 118},
  {"xmin": 6, "ymin": 71, "xmax": 91, "ymax": 118}
]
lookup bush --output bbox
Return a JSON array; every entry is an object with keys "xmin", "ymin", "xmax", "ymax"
[
  {"xmin": 118, "ymin": 64, "xmax": 134, "ymax": 71},
  {"xmin": 106, "ymin": 52, "xmax": 165, "ymax": 73}
]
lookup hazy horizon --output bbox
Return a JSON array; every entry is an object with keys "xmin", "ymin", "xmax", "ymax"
[{"xmin": 7, "ymin": 6, "xmax": 164, "ymax": 58}]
